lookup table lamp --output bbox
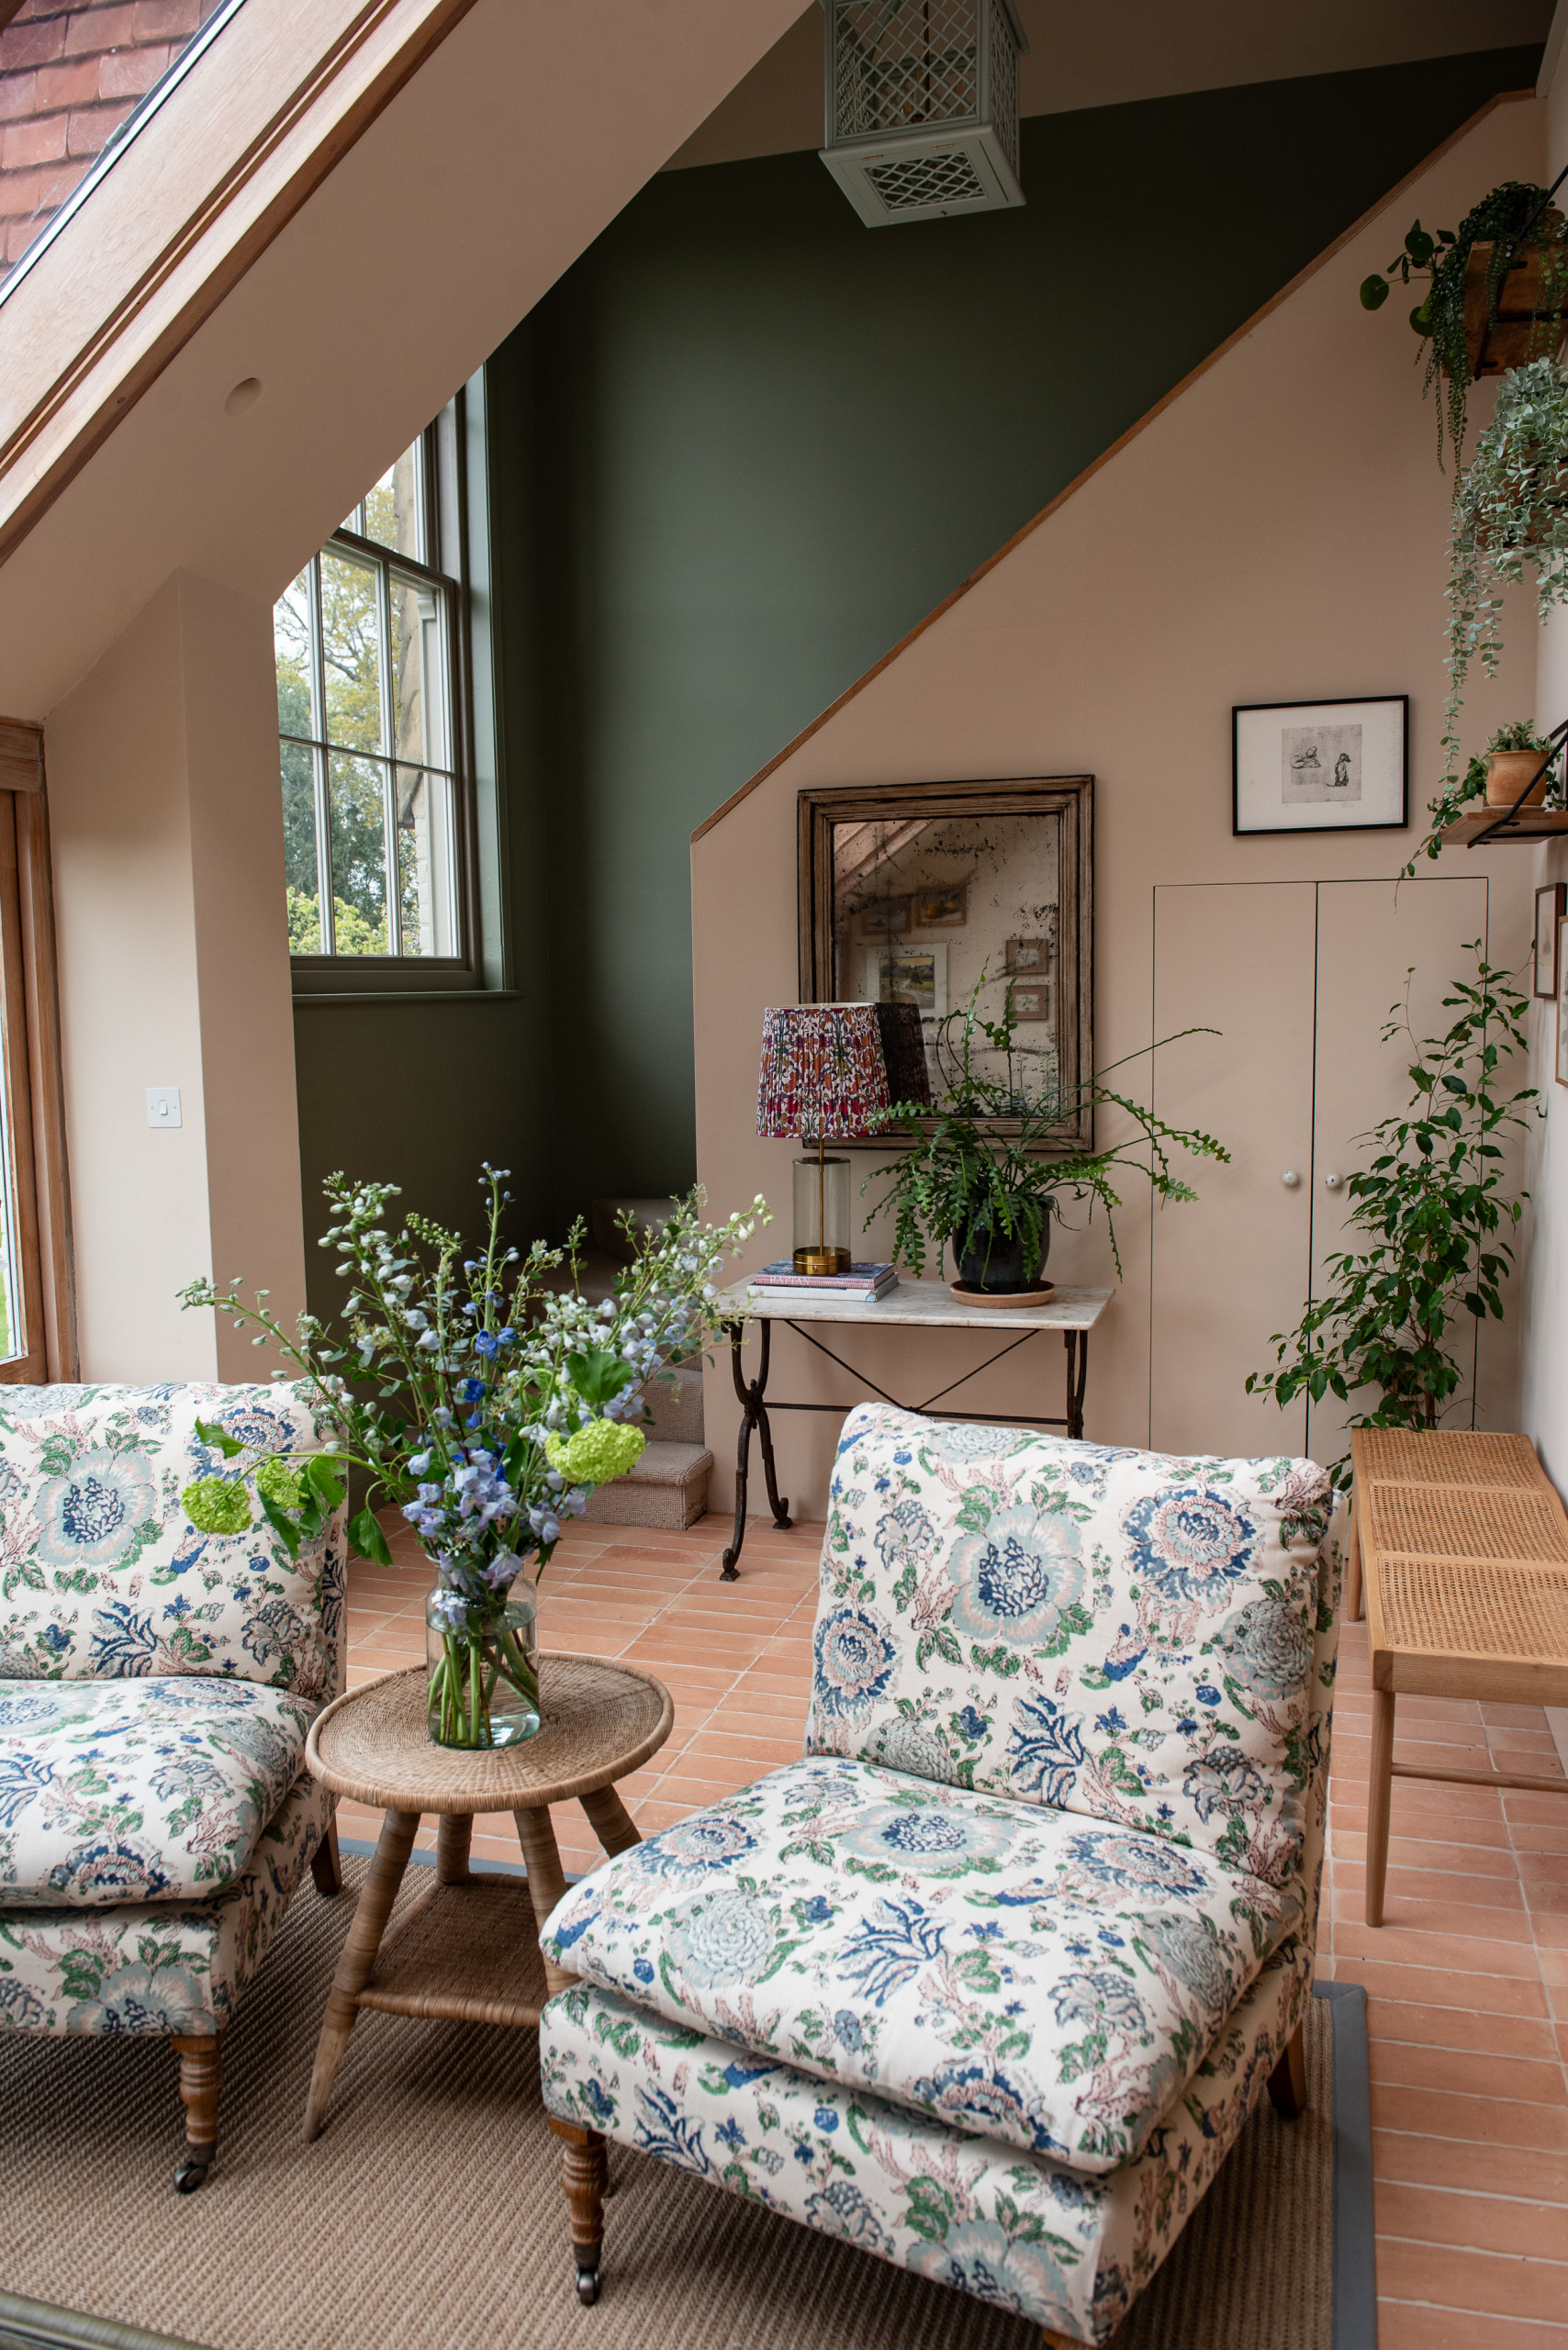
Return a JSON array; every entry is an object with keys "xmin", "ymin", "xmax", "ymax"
[{"xmin": 756, "ymin": 1002, "xmax": 932, "ymax": 1274}]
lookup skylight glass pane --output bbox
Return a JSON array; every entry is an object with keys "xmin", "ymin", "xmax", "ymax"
[{"xmin": 0, "ymin": 0, "xmax": 242, "ymax": 296}]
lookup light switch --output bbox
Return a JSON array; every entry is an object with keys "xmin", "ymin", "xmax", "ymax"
[{"xmin": 146, "ymin": 1087, "xmax": 182, "ymax": 1129}]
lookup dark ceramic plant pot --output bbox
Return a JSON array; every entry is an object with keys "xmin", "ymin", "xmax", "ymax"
[{"xmin": 955, "ymin": 1204, "xmax": 1050, "ymax": 1292}]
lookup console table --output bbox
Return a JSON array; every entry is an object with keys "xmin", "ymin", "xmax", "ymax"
[{"xmin": 715, "ymin": 1279, "xmax": 1112, "ymax": 1578}]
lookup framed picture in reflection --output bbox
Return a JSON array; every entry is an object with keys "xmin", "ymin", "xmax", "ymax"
[{"xmin": 1537, "ymin": 883, "xmax": 1565, "ymax": 998}]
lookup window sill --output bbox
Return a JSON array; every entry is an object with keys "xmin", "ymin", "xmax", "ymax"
[{"xmin": 292, "ymin": 988, "xmax": 521, "ymax": 1005}]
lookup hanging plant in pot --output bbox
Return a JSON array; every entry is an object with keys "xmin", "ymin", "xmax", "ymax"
[
  {"xmin": 179, "ymin": 1169, "xmax": 768, "ymax": 1750},
  {"xmin": 1409, "ymin": 720, "xmax": 1562, "ymax": 867},
  {"xmin": 862, "ymin": 978, "xmax": 1228, "ymax": 1297},
  {"xmin": 1360, "ymin": 182, "xmax": 1568, "ymax": 464}
]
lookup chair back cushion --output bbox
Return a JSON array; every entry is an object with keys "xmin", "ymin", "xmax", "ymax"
[
  {"xmin": 807, "ymin": 1405, "xmax": 1334, "ymax": 1888},
  {"xmin": 0, "ymin": 1382, "xmax": 344, "ymax": 1701}
]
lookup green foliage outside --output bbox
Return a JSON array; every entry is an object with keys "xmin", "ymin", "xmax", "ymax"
[{"xmin": 1248, "ymin": 946, "xmax": 1535, "ymax": 1478}]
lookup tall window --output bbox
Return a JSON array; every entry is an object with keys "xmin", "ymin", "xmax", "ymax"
[{"xmin": 275, "ymin": 422, "xmax": 464, "ymax": 966}]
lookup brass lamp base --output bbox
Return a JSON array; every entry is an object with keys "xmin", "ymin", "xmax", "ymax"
[{"xmin": 793, "ymin": 1247, "xmax": 852, "ymax": 1276}]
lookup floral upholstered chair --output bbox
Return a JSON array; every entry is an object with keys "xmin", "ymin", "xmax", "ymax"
[
  {"xmin": 537, "ymin": 1403, "xmax": 1344, "ymax": 2342},
  {"xmin": 0, "ymin": 1382, "xmax": 346, "ymax": 2188}
]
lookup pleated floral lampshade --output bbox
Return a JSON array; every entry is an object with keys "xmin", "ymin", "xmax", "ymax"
[{"xmin": 756, "ymin": 1002, "xmax": 931, "ymax": 1271}]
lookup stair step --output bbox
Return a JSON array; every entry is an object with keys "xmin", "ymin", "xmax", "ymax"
[
  {"xmin": 582, "ymin": 1440, "xmax": 713, "ymax": 1531},
  {"xmin": 641, "ymin": 1363, "xmax": 704, "ymax": 1445}
]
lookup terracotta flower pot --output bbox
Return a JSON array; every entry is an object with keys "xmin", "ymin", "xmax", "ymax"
[{"xmin": 1484, "ymin": 747, "xmax": 1551, "ymax": 809}]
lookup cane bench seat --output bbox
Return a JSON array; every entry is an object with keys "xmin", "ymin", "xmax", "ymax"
[{"xmin": 1350, "ymin": 1427, "xmax": 1568, "ymax": 1927}]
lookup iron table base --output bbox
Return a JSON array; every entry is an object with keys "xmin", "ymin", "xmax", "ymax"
[{"xmin": 719, "ymin": 1316, "xmax": 1089, "ymax": 1579}]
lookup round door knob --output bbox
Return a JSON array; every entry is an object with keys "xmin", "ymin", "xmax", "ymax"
[
  {"xmin": 1281, "ymin": 1169, "xmax": 1301, "ymax": 1188},
  {"xmin": 1324, "ymin": 1171, "xmax": 1344, "ymax": 1191}
]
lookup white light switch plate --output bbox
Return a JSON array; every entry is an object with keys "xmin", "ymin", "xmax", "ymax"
[{"xmin": 146, "ymin": 1087, "xmax": 182, "ymax": 1129}]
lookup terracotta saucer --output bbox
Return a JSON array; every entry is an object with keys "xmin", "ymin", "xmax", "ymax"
[{"xmin": 948, "ymin": 1279, "xmax": 1056, "ymax": 1307}]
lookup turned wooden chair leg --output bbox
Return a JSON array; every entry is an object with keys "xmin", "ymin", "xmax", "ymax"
[
  {"xmin": 1040, "ymin": 2328, "xmax": 1082, "ymax": 2349},
  {"xmin": 1266, "ymin": 2020, "xmax": 1307, "ymax": 2118},
  {"xmin": 1365, "ymin": 1685, "xmax": 1396, "ymax": 1928},
  {"xmin": 553, "ymin": 2116, "xmax": 608, "ymax": 2305},
  {"xmin": 171, "ymin": 2032, "xmax": 221, "ymax": 2192},
  {"xmin": 310, "ymin": 1816, "xmax": 343, "ymax": 1896}
]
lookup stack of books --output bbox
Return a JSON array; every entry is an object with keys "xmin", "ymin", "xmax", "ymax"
[{"xmin": 751, "ymin": 1259, "xmax": 898, "ymax": 1302}]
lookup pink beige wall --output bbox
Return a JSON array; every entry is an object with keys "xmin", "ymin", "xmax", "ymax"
[{"xmin": 692, "ymin": 94, "xmax": 1545, "ymax": 1522}]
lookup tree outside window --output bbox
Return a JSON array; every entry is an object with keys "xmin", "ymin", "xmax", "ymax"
[{"xmin": 275, "ymin": 426, "xmax": 463, "ymax": 964}]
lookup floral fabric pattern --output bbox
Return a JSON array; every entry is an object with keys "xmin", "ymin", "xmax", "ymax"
[
  {"xmin": 807, "ymin": 1405, "xmax": 1333, "ymax": 1888},
  {"xmin": 541, "ymin": 1757, "xmax": 1294, "ymax": 2175},
  {"xmin": 0, "ymin": 1382, "xmax": 344, "ymax": 1701},
  {"xmin": 540, "ymin": 1935, "xmax": 1311, "ymax": 2346},
  {"xmin": 0, "ymin": 1675, "xmax": 318, "ymax": 1908},
  {"xmin": 0, "ymin": 1763, "xmax": 334, "ymax": 2036}
]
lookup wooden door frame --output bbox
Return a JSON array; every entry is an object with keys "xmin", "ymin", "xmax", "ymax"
[{"xmin": 0, "ymin": 717, "xmax": 74, "ymax": 1380}]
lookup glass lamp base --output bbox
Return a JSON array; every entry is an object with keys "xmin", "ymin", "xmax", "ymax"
[{"xmin": 792, "ymin": 1151, "xmax": 851, "ymax": 1276}]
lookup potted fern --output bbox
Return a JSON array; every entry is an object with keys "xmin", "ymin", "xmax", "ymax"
[{"xmin": 863, "ymin": 979, "xmax": 1227, "ymax": 1292}]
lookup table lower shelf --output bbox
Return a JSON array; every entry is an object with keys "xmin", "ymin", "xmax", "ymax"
[{"xmin": 356, "ymin": 1872, "xmax": 549, "ymax": 2030}]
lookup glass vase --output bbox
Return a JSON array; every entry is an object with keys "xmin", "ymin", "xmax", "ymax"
[{"xmin": 424, "ymin": 1589, "xmax": 540, "ymax": 1750}]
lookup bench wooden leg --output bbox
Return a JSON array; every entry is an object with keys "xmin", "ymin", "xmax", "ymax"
[
  {"xmin": 1365, "ymin": 1686, "xmax": 1396, "ymax": 1927},
  {"xmin": 1346, "ymin": 1495, "xmax": 1362, "ymax": 1623},
  {"xmin": 171, "ymin": 2032, "xmax": 221, "ymax": 2192},
  {"xmin": 1267, "ymin": 2020, "xmax": 1307, "ymax": 2117},
  {"xmin": 554, "ymin": 2117, "xmax": 607, "ymax": 2305}
]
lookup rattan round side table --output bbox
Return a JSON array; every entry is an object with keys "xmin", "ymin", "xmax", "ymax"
[{"xmin": 300, "ymin": 1651, "xmax": 673, "ymax": 2144}]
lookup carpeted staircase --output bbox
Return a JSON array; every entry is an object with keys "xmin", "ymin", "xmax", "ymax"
[{"xmin": 556, "ymin": 1199, "xmax": 716, "ymax": 1531}]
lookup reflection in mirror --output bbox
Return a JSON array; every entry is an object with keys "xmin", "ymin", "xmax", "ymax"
[{"xmin": 801, "ymin": 778, "xmax": 1092, "ymax": 1143}]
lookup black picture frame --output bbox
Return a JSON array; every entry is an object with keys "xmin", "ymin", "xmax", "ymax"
[{"xmin": 1232, "ymin": 695, "xmax": 1409, "ymax": 835}]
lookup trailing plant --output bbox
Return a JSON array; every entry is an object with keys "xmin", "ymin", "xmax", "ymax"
[
  {"xmin": 862, "ymin": 977, "xmax": 1228, "ymax": 1283},
  {"xmin": 1246, "ymin": 946, "xmax": 1534, "ymax": 1478},
  {"xmin": 1406, "ymin": 721, "xmax": 1557, "ymax": 871},
  {"xmin": 1441, "ymin": 357, "xmax": 1568, "ymax": 791},
  {"xmin": 1360, "ymin": 184, "xmax": 1568, "ymax": 464}
]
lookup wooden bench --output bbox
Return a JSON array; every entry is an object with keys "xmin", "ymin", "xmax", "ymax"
[{"xmin": 1350, "ymin": 1427, "xmax": 1568, "ymax": 1927}]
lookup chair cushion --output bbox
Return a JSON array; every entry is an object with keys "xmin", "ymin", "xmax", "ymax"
[
  {"xmin": 809, "ymin": 1404, "xmax": 1332, "ymax": 1886},
  {"xmin": 0, "ymin": 1382, "xmax": 343, "ymax": 1698},
  {"xmin": 540, "ymin": 1756, "xmax": 1295, "ymax": 2175},
  {"xmin": 0, "ymin": 1674, "xmax": 317, "ymax": 1907}
]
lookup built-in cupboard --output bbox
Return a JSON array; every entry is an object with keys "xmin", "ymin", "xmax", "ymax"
[{"xmin": 1148, "ymin": 876, "xmax": 1500, "ymax": 1464}]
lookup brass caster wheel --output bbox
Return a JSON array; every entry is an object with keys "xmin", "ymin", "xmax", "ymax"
[{"xmin": 575, "ymin": 2266, "xmax": 600, "ymax": 2308}]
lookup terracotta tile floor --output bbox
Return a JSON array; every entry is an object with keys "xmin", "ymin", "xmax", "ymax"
[{"xmin": 342, "ymin": 1515, "xmax": 1568, "ymax": 2344}]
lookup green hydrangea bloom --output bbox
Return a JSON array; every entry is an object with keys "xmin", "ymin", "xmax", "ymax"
[
  {"xmin": 182, "ymin": 1475, "xmax": 253, "ymax": 1538},
  {"xmin": 544, "ymin": 1422, "xmax": 646, "ymax": 1488},
  {"xmin": 257, "ymin": 1456, "xmax": 304, "ymax": 1512}
]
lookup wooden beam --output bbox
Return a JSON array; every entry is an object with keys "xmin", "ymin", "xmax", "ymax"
[
  {"xmin": 1392, "ymin": 1760, "xmax": 1568, "ymax": 1796},
  {"xmin": 0, "ymin": 716, "xmax": 42, "ymax": 792}
]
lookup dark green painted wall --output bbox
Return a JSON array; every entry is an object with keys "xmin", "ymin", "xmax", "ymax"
[{"xmin": 294, "ymin": 46, "xmax": 1540, "ymax": 1290}]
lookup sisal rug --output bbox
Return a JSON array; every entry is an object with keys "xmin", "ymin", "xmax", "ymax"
[{"xmin": 0, "ymin": 1860, "xmax": 1366, "ymax": 2350}]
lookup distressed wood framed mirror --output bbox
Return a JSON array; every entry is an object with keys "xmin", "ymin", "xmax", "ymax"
[{"xmin": 797, "ymin": 775, "xmax": 1093, "ymax": 1148}]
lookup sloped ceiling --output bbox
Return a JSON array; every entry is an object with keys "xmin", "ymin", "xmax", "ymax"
[{"xmin": 668, "ymin": 0, "xmax": 1553, "ymax": 170}]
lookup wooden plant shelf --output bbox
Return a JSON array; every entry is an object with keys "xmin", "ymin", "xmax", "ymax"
[
  {"xmin": 1465, "ymin": 239, "xmax": 1568, "ymax": 377},
  {"xmin": 1439, "ymin": 807, "xmax": 1568, "ymax": 846}
]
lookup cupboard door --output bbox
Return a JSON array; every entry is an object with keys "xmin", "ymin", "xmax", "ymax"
[
  {"xmin": 1150, "ymin": 884, "xmax": 1316, "ymax": 1458},
  {"xmin": 1307, "ymin": 876, "xmax": 1489, "ymax": 1465}
]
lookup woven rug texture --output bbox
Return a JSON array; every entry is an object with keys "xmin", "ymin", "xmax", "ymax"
[{"xmin": 0, "ymin": 1860, "xmax": 1333, "ymax": 2350}]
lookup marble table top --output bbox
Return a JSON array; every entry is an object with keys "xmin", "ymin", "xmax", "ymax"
[{"xmin": 717, "ymin": 1277, "xmax": 1113, "ymax": 1334}]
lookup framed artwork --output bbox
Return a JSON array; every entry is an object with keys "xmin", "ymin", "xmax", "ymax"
[
  {"xmin": 913, "ymin": 883, "xmax": 967, "ymax": 928},
  {"xmin": 1558, "ymin": 917, "xmax": 1568, "ymax": 1089},
  {"xmin": 1008, "ymin": 979, "xmax": 1053, "ymax": 1024},
  {"xmin": 860, "ymin": 895, "xmax": 910, "ymax": 934},
  {"xmin": 1232, "ymin": 696, "xmax": 1408, "ymax": 834},
  {"xmin": 1537, "ymin": 883, "xmax": 1566, "ymax": 998},
  {"xmin": 860, "ymin": 942, "xmax": 948, "ymax": 1016},
  {"xmin": 801, "ymin": 774, "xmax": 1093, "ymax": 1147}
]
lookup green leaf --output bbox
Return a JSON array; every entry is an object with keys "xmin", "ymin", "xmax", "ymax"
[
  {"xmin": 349, "ymin": 1507, "xmax": 394, "ymax": 1568},
  {"xmin": 302, "ymin": 1452, "xmax": 346, "ymax": 1508},
  {"xmin": 566, "ymin": 1348, "xmax": 637, "ymax": 1407},
  {"xmin": 256, "ymin": 1490, "xmax": 301, "ymax": 1561},
  {"xmin": 195, "ymin": 1416, "xmax": 245, "ymax": 1460},
  {"xmin": 1360, "ymin": 273, "xmax": 1392, "ymax": 310}
]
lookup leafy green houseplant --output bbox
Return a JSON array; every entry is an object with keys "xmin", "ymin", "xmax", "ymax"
[
  {"xmin": 1360, "ymin": 185, "xmax": 1568, "ymax": 464},
  {"xmin": 863, "ymin": 980, "xmax": 1227, "ymax": 1290},
  {"xmin": 1247, "ymin": 947, "xmax": 1534, "ymax": 1475},
  {"xmin": 180, "ymin": 1170, "xmax": 767, "ymax": 1747},
  {"xmin": 1407, "ymin": 720, "xmax": 1557, "ymax": 870}
]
